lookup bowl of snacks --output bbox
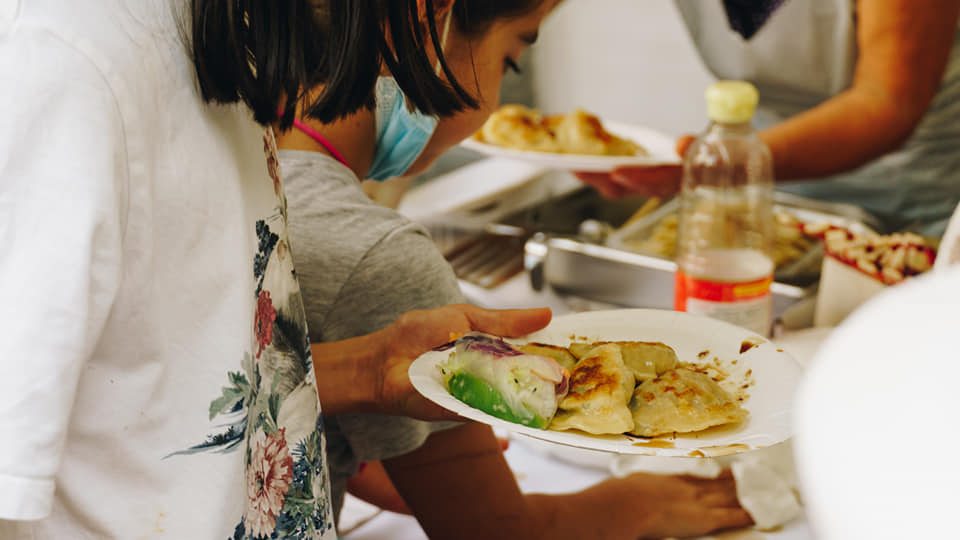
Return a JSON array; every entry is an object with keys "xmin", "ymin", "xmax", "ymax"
[{"xmin": 809, "ymin": 226, "xmax": 936, "ymax": 326}]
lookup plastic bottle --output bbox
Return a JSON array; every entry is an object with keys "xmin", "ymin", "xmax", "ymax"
[{"xmin": 674, "ymin": 81, "xmax": 775, "ymax": 336}]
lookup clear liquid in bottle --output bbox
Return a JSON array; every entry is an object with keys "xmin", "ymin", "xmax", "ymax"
[{"xmin": 674, "ymin": 81, "xmax": 775, "ymax": 336}]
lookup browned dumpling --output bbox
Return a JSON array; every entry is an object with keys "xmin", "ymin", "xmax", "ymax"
[
  {"xmin": 628, "ymin": 367, "xmax": 748, "ymax": 437},
  {"xmin": 518, "ymin": 342, "xmax": 578, "ymax": 372},
  {"xmin": 551, "ymin": 109, "xmax": 645, "ymax": 157},
  {"xmin": 478, "ymin": 104, "xmax": 558, "ymax": 153},
  {"xmin": 568, "ymin": 341, "xmax": 677, "ymax": 381},
  {"xmin": 567, "ymin": 342, "xmax": 598, "ymax": 360},
  {"xmin": 477, "ymin": 105, "xmax": 648, "ymax": 157},
  {"xmin": 614, "ymin": 341, "xmax": 678, "ymax": 380},
  {"xmin": 550, "ymin": 344, "xmax": 635, "ymax": 434}
]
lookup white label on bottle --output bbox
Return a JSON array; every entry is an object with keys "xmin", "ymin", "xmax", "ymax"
[{"xmin": 685, "ymin": 295, "xmax": 772, "ymax": 336}]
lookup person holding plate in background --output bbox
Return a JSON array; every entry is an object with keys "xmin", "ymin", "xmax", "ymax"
[{"xmin": 579, "ymin": 0, "xmax": 960, "ymax": 236}]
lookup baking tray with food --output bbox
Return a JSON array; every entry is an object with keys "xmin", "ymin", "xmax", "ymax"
[
  {"xmin": 518, "ymin": 189, "xmax": 881, "ymax": 317},
  {"xmin": 605, "ymin": 192, "xmax": 882, "ymax": 287}
]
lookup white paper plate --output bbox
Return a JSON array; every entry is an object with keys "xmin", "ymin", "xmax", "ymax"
[
  {"xmin": 397, "ymin": 158, "xmax": 550, "ymax": 224},
  {"xmin": 459, "ymin": 122, "xmax": 681, "ymax": 172},
  {"xmin": 409, "ymin": 309, "xmax": 801, "ymax": 457}
]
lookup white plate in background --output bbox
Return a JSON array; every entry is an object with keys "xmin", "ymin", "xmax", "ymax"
[
  {"xmin": 397, "ymin": 157, "xmax": 550, "ymax": 224},
  {"xmin": 459, "ymin": 122, "xmax": 680, "ymax": 172},
  {"xmin": 409, "ymin": 309, "xmax": 802, "ymax": 457}
]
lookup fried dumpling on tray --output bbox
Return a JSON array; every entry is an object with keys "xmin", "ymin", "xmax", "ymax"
[
  {"xmin": 477, "ymin": 104, "xmax": 558, "ymax": 153},
  {"xmin": 628, "ymin": 367, "xmax": 748, "ymax": 437},
  {"xmin": 568, "ymin": 341, "xmax": 678, "ymax": 381},
  {"xmin": 549, "ymin": 344, "xmax": 635, "ymax": 434}
]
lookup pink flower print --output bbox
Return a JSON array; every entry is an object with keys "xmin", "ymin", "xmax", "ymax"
[
  {"xmin": 263, "ymin": 131, "xmax": 281, "ymax": 195},
  {"xmin": 245, "ymin": 427, "xmax": 295, "ymax": 538},
  {"xmin": 255, "ymin": 290, "xmax": 276, "ymax": 359}
]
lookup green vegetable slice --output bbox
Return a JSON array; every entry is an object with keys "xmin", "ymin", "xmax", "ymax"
[{"xmin": 446, "ymin": 372, "xmax": 548, "ymax": 429}]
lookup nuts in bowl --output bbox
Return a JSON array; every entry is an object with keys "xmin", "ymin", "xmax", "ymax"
[
  {"xmin": 809, "ymin": 226, "xmax": 937, "ymax": 326},
  {"xmin": 811, "ymin": 227, "xmax": 936, "ymax": 285}
]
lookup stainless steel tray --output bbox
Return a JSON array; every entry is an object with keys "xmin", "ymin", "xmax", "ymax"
[
  {"xmin": 519, "ymin": 191, "xmax": 878, "ymax": 317},
  {"xmin": 525, "ymin": 234, "xmax": 811, "ymax": 317},
  {"xmin": 605, "ymin": 192, "xmax": 880, "ymax": 287}
]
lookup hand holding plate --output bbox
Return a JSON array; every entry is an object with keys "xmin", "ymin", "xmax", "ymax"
[
  {"xmin": 371, "ymin": 305, "xmax": 552, "ymax": 421},
  {"xmin": 574, "ymin": 135, "xmax": 693, "ymax": 199}
]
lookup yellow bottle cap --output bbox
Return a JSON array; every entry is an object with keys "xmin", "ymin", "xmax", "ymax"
[{"xmin": 705, "ymin": 80, "xmax": 759, "ymax": 124}]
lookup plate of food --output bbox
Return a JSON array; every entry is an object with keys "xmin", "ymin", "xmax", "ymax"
[
  {"xmin": 408, "ymin": 309, "xmax": 801, "ymax": 457},
  {"xmin": 461, "ymin": 104, "xmax": 681, "ymax": 172}
]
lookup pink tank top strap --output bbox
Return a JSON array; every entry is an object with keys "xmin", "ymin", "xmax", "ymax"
[{"xmin": 283, "ymin": 112, "xmax": 351, "ymax": 169}]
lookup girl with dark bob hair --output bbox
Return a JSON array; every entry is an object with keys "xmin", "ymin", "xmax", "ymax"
[
  {"xmin": 190, "ymin": 0, "xmax": 545, "ymax": 127},
  {"xmin": 271, "ymin": 0, "xmax": 752, "ymax": 538}
]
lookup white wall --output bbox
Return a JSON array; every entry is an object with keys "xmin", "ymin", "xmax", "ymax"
[{"xmin": 531, "ymin": 0, "xmax": 715, "ymax": 137}]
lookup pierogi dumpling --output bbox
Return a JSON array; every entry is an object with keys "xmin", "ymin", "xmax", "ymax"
[
  {"xmin": 478, "ymin": 104, "xmax": 558, "ymax": 153},
  {"xmin": 550, "ymin": 344, "xmax": 635, "ymax": 434},
  {"xmin": 568, "ymin": 341, "xmax": 678, "ymax": 381},
  {"xmin": 628, "ymin": 367, "xmax": 747, "ymax": 437},
  {"xmin": 551, "ymin": 109, "xmax": 645, "ymax": 156},
  {"xmin": 477, "ymin": 105, "xmax": 648, "ymax": 157}
]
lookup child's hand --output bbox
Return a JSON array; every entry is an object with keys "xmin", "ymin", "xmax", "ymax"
[{"xmin": 611, "ymin": 470, "xmax": 752, "ymax": 538}]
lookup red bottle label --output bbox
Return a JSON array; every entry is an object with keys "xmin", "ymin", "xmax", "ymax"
[{"xmin": 674, "ymin": 272, "xmax": 773, "ymax": 334}]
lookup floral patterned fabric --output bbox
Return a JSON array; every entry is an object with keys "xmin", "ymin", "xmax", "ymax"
[
  {"xmin": 171, "ymin": 130, "xmax": 336, "ymax": 540},
  {"xmin": 0, "ymin": 1, "xmax": 344, "ymax": 535}
]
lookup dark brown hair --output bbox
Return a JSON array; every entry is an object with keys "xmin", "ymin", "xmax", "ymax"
[{"xmin": 189, "ymin": 0, "xmax": 543, "ymax": 129}]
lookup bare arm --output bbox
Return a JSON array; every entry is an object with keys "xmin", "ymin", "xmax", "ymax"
[
  {"xmin": 383, "ymin": 424, "xmax": 537, "ymax": 538},
  {"xmin": 579, "ymin": 0, "xmax": 960, "ymax": 198},
  {"xmin": 383, "ymin": 422, "xmax": 751, "ymax": 540},
  {"xmin": 763, "ymin": 0, "xmax": 960, "ymax": 180}
]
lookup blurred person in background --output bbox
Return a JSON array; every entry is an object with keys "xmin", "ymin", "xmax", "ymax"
[{"xmin": 579, "ymin": 0, "xmax": 960, "ymax": 236}]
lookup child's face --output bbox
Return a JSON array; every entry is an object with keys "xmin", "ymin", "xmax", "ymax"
[{"xmin": 406, "ymin": 0, "xmax": 560, "ymax": 175}]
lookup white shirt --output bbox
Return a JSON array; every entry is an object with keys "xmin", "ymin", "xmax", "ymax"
[{"xmin": 0, "ymin": 0, "xmax": 336, "ymax": 538}]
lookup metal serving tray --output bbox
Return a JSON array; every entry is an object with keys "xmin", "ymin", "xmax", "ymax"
[
  {"xmin": 525, "ymin": 234, "xmax": 809, "ymax": 317},
  {"xmin": 518, "ymin": 190, "xmax": 880, "ymax": 317},
  {"xmin": 606, "ymin": 192, "xmax": 881, "ymax": 287}
]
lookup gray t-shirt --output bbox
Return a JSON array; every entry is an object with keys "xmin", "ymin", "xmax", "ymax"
[{"xmin": 281, "ymin": 149, "xmax": 465, "ymax": 523}]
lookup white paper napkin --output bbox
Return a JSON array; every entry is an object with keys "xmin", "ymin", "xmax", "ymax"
[
  {"xmin": 610, "ymin": 442, "xmax": 801, "ymax": 531},
  {"xmin": 338, "ymin": 495, "xmax": 383, "ymax": 536},
  {"xmin": 935, "ymin": 202, "xmax": 960, "ymax": 270}
]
